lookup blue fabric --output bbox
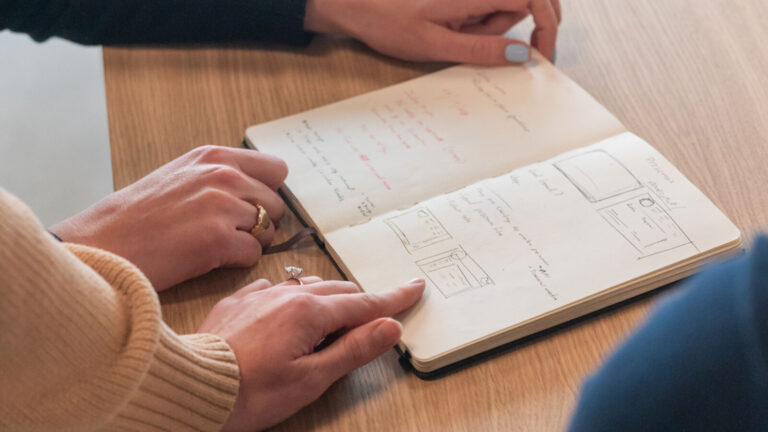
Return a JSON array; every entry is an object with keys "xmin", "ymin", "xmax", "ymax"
[{"xmin": 568, "ymin": 235, "xmax": 768, "ymax": 431}]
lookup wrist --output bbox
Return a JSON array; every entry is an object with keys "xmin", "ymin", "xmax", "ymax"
[
  {"xmin": 49, "ymin": 218, "xmax": 82, "ymax": 244},
  {"xmin": 49, "ymin": 195, "xmax": 118, "ymax": 246},
  {"xmin": 47, "ymin": 230, "xmax": 64, "ymax": 242},
  {"xmin": 303, "ymin": 0, "xmax": 346, "ymax": 35}
]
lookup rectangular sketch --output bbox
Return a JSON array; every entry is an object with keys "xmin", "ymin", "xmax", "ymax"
[
  {"xmin": 554, "ymin": 150, "xmax": 642, "ymax": 202},
  {"xmin": 459, "ymin": 186, "xmax": 488, "ymax": 205},
  {"xmin": 599, "ymin": 193, "xmax": 693, "ymax": 257},
  {"xmin": 384, "ymin": 207, "xmax": 451, "ymax": 253},
  {"xmin": 416, "ymin": 247, "xmax": 494, "ymax": 298}
]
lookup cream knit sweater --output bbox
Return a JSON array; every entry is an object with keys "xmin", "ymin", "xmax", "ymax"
[{"xmin": 0, "ymin": 188, "xmax": 240, "ymax": 431}]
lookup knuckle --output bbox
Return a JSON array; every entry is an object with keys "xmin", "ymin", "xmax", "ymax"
[
  {"xmin": 207, "ymin": 165, "xmax": 244, "ymax": 188},
  {"xmin": 287, "ymin": 293, "xmax": 318, "ymax": 313},
  {"xmin": 214, "ymin": 220, "xmax": 235, "ymax": 239},
  {"xmin": 274, "ymin": 158, "xmax": 289, "ymax": 181},
  {"xmin": 254, "ymin": 278, "xmax": 272, "ymax": 288},
  {"xmin": 189, "ymin": 145, "xmax": 211, "ymax": 157},
  {"xmin": 266, "ymin": 201, "xmax": 286, "ymax": 221},
  {"xmin": 359, "ymin": 293, "xmax": 381, "ymax": 313},
  {"xmin": 217, "ymin": 296, "xmax": 238, "ymax": 308},
  {"xmin": 201, "ymin": 220, "xmax": 234, "ymax": 250},
  {"xmin": 343, "ymin": 334, "xmax": 370, "ymax": 366},
  {"xmin": 201, "ymin": 186, "xmax": 238, "ymax": 208},
  {"xmin": 340, "ymin": 281, "xmax": 361, "ymax": 292},
  {"xmin": 195, "ymin": 144, "xmax": 230, "ymax": 162}
]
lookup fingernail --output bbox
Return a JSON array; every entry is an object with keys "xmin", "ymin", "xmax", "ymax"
[
  {"xmin": 505, "ymin": 44, "xmax": 530, "ymax": 63},
  {"xmin": 393, "ymin": 319, "xmax": 404, "ymax": 332},
  {"xmin": 374, "ymin": 319, "xmax": 402, "ymax": 347},
  {"xmin": 405, "ymin": 278, "xmax": 425, "ymax": 286}
]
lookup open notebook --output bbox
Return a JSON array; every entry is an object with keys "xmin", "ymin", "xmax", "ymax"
[{"xmin": 245, "ymin": 52, "xmax": 741, "ymax": 375}]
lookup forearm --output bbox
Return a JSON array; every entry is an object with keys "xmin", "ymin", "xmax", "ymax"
[
  {"xmin": 0, "ymin": 0, "xmax": 311, "ymax": 45},
  {"xmin": 0, "ymin": 189, "xmax": 239, "ymax": 431}
]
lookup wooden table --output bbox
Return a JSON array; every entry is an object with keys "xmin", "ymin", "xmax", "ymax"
[{"xmin": 102, "ymin": 0, "xmax": 768, "ymax": 430}]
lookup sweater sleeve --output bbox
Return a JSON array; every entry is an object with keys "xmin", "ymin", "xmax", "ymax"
[
  {"xmin": 0, "ymin": 188, "xmax": 240, "ymax": 432},
  {"xmin": 567, "ymin": 236, "xmax": 768, "ymax": 432},
  {"xmin": 0, "ymin": 0, "xmax": 311, "ymax": 45}
]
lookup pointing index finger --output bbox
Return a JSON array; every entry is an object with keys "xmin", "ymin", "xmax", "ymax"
[{"xmin": 319, "ymin": 279, "xmax": 425, "ymax": 334}]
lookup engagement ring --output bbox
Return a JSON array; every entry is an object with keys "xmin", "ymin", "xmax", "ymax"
[{"xmin": 285, "ymin": 266, "xmax": 304, "ymax": 286}]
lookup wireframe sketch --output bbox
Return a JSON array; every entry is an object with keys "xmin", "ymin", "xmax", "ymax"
[
  {"xmin": 459, "ymin": 186, "xmax": 488, "ymax": 205},
  {"xmin": 384, "ymin": 207, "xmax": 451, "ymax": 254},
  {"xmin": 599, "ymin": 193, "xmax": 694, "ymax": 257},
  {"xmin": 554, "ymin": 150, "xmax": 642, "ymax": 202},
  {"xmin": 416, "ymin": 247, "xmax": 494, "ymax": 298}
]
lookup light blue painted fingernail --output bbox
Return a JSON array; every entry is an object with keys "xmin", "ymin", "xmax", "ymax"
[{"xmin": 505, "ymin": 44, "xmax": 530, "ymax": 63}]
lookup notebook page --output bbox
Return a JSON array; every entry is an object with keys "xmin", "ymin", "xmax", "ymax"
[
  {"xmin": 247, "ymin": 52, "xmax": 625, "ymax": 233},
  {"xmin": 323, "ymin": 133, "xmax": 741, "ymax": 362}
]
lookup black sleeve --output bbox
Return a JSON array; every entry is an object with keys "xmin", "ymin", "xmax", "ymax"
[{"xmin": 0, "ymin": 0, "xmax": 312, "ymax": 46}]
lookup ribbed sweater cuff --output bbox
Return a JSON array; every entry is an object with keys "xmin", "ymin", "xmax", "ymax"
[
  {"xmin": 65, "ymin": 244, "xmax": 240, "ymax": 431},
  {"xmin": 109, "ymin": 330, "xmax": 240, "ymax": 432}
]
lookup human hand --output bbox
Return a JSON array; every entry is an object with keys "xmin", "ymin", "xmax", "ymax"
[
  {"xmin": 50, "ymin": 145, "xmax": 288, "ymax": 291},
  {"xmin": 198, "ymin": 276, "xmax": 425, "ymax": 431},
  {"xmin": 304, "ymin": 0, "xmax": 561, "ymax": 64}
]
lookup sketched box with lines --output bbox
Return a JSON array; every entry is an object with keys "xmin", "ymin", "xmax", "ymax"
[
  {"xmin": 554, "ymin": 150, "xmax": 643, "ymax": 203},
  {"xmin": 416, "ymin": 247, "xmax": 493, "ymax": 298},
  {"xmin": 384, "ymin": 207, "xmax": 451, "ymax": 254}
]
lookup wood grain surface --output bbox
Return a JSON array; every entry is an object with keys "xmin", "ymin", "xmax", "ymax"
[{"xmin": 102, "ymin": 0, "xmax": 768, "ymax": 430}]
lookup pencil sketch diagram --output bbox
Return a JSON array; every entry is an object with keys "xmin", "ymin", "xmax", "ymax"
[
  {"xmin": 554, "ymin": 150, "xmax": 642, "ymax": 203},
  {"xmin": 459, "ymin": 186, "xmax": 488, "ymax": 205},
  {"xmin": 384, "ymin": 207, "xmax": 451, "ymax": 254},
  {"xmin": 416, "ymin": 247, "xmax": 494, "ymax": 298},
  {"xmin": 599, "ymin": 193, "xmax": 694, "ymax": 257}
]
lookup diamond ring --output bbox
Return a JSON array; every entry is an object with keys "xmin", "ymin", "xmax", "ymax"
[{"xmin": 285, "ymin": 266, "xmax": 304, "ymax": 286}]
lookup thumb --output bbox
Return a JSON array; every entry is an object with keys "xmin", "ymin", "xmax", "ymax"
[
  {"xmin": 308, "ymin": 317, "xmax": 402, "ymax": 384},
  {"xmin": 424, "ymin": 24, "xmax": 531, "ymax": 66}
]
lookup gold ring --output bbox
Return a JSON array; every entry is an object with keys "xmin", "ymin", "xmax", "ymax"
[
  {"xmin": 285, "ymin": 266, "xmax": 304, "ymax": 286},
  {"xmin": 250, "ymin": 205, "xmax": 271, "ymax": 237}
]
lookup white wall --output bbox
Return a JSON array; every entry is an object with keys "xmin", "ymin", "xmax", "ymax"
[{"xmin": 0, "ymin": 31, "xmax": 112, "ymax": 226}]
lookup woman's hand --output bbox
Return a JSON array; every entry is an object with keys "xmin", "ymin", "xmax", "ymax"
[
  {"xmin": 198, "ymin": 277, "xmax": 426, "ymax": 431},
  {"xmin": 304, "ymin": 0, "xmax": 561, "ymax": 65},
  {"xmin": 50, "ymin": 145, "xmax": 288, "ymax": 291}
]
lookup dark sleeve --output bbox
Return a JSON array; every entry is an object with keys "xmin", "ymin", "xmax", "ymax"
[
  {"xmin": 568, "ymin": 235, "xmax": 768, "ymax": 432},
  {"xmin": 0, "ymin": 0, "xmax": 312, "ymax": 45}
]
